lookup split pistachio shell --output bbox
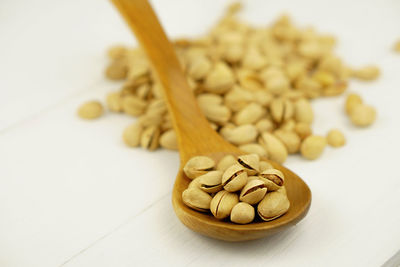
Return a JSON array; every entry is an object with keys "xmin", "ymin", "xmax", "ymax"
[
  {"xmin": 217, "ymin": 155, "xmax": 237, "ymax": 172},
  {"xmin": 294, "ymin": 98, "xmax": 313, "ymax": 124},
  {"xmin": 221, "ymin": 124, "xmax": 258, "ymax": 145},
  {"xmin": 300, "ymin": 135, "xmax": 327, "ymax": 160},
  {"xmin": 327, "ymin": 129, "xmax": 346, "ymax": 147},
  {"xmin": 159, "ymin": 130, "xmax": 178, "ymax": 150},
  {"xmin": 258, "ymin": 132, "xmax": 288, "ymax": 164},
  {"xmin": 198, "ymin": 171, "xmax": 223, "ymax": 193},
  {"xmin": 257, "ymin": 188, "xmax": 290, "ymax": 221},
  {"xmin": 240, "ymin": 179, "xmax": 267, "ymax": 204},
  {"xmin": 210, "ymin": 190, "xmax": 239, "ymax": 219},
  {"xmin": 182, "ymin": 187, "xmax": 212, "ymax": 212},
  {"xmin": 123, "ymin": 123, "xmax": 143, "ymax": 147},
  {"xmin": 270, "ymin": 98, "xmax": 294, "ymax": 124},
  {"xmin": 230, "ymin": 202, "xmax": 255, "ymax": 224},
  {"xmin": 237, "ymin": 154, "xmax": 260, "ymax": 175},
  {"xmin": 259, "ymin": 168, "xmax": 284, "ymax": 191},
  {"xmin": 274, "ymin": 130, "xmax": 301, "ymax": 154},
  {"xmin": 222, "ymin": 164, "xmax": 248, "ymax": 192},
  {"xmin": 349, "ymin": 104, "xmax": 376, "ymax": 127},
  {"xmin": 122, "ymin": 95, "xmax": 147, "ymax": 116},
  {"xmin": 259, "ymin": 161, "xmax": 274, "ymax": 172},
  {"xmin": 238, "ymin": 144, "xmax": 268, "ymax": 157},
  {"xmin": 188, "ymin": 177, "xmax": 202, "ymax": 189},
  {"xmin": 78, "ymin": 101, "xmax": 104, "ymax": 119},
  {"xmin": 140, "ymin": 126, "xmax": 160, "ymax": 151},
  {"xmin": 183, "ymin": 156, "xmax": 215, "ymax": 180}
]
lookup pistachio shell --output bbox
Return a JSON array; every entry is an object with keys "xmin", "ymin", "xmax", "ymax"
[
  {"xmin": 230, "ymin": 202, "xmax": 255, "ymax": 224},
  {"xmin": 238, "ymin": 144, "xmax": 268, "ymax": 157},
  {"xmin": 183, "ymin": 156, "xmax": 215, "ymax": 180},
  {"xmin": 237, "ymin": 154, "xmax": 260, "ymax": 175},
  {"xmin": 123, "ymin": 123, "xmax": 143, "ymax": 147},
  {"xmin": 294, "ymin": 98, "xmax": 313, "ymax": 124},
  {"xmin": 259, "ymin": 161, "xmax": 274, "ymax": 172},
  {"xmin": 210, "ymin": 190, "xmax": 239, "ymax": 219},
  {"xmin": 257, "ymin": 188, "xmax": 290, "ymax": 221},
  {"xmin": 233, "ymin": 103, "xmax": 265, "ymax": 125},
  {"xmin": 259, "ymin": 168, "xmax": 285, "ymax": 191},
  {"xmin": 221, "ymin": 124, "xmax": 258, "ymax": 145},
  {"xmin": 140, "ymin": 126, "xmax": 160, "ymax": 151},
  {"xmin": 198, "ymin": 171, "xmax": 223, "ymax": 193},
  {"xmin": 300, "ymin": 135, "xmax": 326, "ymax": 160},
  {"xmin": 159, "ymin": 130, "xmax": 178, "ymax": 150},
  {"xmin": 270, "ymin": 98, "xmax": 294, "ymax": 124},
  {"xmin": 240, "ymin": 179, "xmax": 267, "ymax": 205},
  {"xmin": 258, "ymin": 132, "xmax": 288, "ymax": 164},
  {"xmin": 274, "ymin": 130, "xmax": 301, "ymax": 154},
  {"xmin": 204, "ymin": 62, "xmax": 235, "ymax": 94},
  {"xmin": 216, "ymin": 155, "xmax": 237, "ymax": 172},
  {"xmin": 222, "ymin": 164, "xmax": 248, "ymax": 192},
  {"xmin": 78, "ymin": 101, "xmax": 104, "ymax": 119},
  {"xmin": 182, "ymin": 188, "xmax": 212, "ymax": 212}
]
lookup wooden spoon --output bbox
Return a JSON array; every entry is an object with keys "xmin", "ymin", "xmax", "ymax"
[{"xmin": 111, "ymin": 0, "xmax": 311, "ymax": 241}]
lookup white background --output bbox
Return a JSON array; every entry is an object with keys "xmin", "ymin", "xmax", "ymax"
[{"xmin": 1, "ymin": 0, "xmax": 400, "ymax": 266}]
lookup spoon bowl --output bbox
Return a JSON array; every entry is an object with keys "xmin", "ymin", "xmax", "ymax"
[{"xmin": 112, "ymin": 0, "xmax": 311, "ymax": 241}]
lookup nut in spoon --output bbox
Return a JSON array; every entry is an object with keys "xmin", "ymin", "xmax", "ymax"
[{"xmin": 111, "ymin": 0, "xmax": 311, "ymax": 241}]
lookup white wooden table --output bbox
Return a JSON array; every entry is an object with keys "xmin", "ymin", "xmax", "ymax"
[{"xmin": 1, "ymin": 0, "xmax": 400, "ymax": 266}]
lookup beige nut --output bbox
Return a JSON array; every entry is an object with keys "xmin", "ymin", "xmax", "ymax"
[
  {"xmin": 159, "ymin": 130, "xmax": 178, "ymax": 150},
  {"xmin": 274, "ymin": 130, "xmax": 301, "ymax": 154},
  {"xmin": 259, "ymin": 168, "xmax": 284, "ymax": 191},
  {"xmin": 222, "ymin": 164, "xmax": 248, "ymax": 192},
  {"xmin": 256, "ymin": 119, "xmax": 275, "ymax": 133},
  {"xmin": 217, "ymin": 155, "xmax": 237, "ymax": 172},
  {"xmin": 230, "ymin": 202, "xmax": 255, "ymax": 224},
  {"xmin": 349, "ymin": 104, "xmax": 376, "ymax": 127},
  {"xmin": 237, "ymin": 154, "xmax": 260, "ymax": 175},
  {"xmin": 188, "ymin": 177, "xmax": 202, "ymax": 189},
  {"xmin": 259, "ymin": 161, "xmax": 274, "ymax": 172},
  {"xmin": 140, "ymin": 125, "xmax": 160, "ymax": 151},
  {"xmin": 253, "ymin": 91, "xmax": 273, "ymax": 107},
  {"xmin": 204, "ymin": 62, "xmax": 235, "ymax": 94},
  {"xmin": 238, "ymin": 144, "xmax": 268, "ymax": 157},
  {"xmin": 257, "ymin": 188, "xmax": 290, "ymax": 221},
  {"xmin": 221, "ymin": 124, "xmax": 258, "ymax": 145},
  {"xmin": 258, "ymin": 132, "xmax": 288, "ymax": 164},
  {"xmin": 352, "ymin": 65, "xmax": 380, "ymax": 81},
  {"xmin": 300, "ymin": 135, "xmax": 327, "ymax": 160},
  {"xmin": 210, "ymin": 190, "xmax": 239, "ymax": 219},
  {"xmin": 200, "ymin": 103, "xmax": 231, "ymax": 125},
  {"xmin": 122, "ymin": 95, "xmax": 147, "ymax": 116},
  {"xmin": 270, "ymin": 98, "xmax": 294, "ymax": 124},
  {"xmin": 295, "ymin": 122, "xmax": 312, "ymax": 140},
  {"xmin": 326, "ymin": 129, "xmax": 346, "ymax": 147},
  {"xmin": 106, "ymin": 92, "xmax": 123, "ymax": 112},
  {"xmin": 345, "ymin": 93, "xmax": 363, "ymax": 115},
  {"xmin": 224, "ymin": 86, "xmax": 254, "ymax": 112},
  {"xmin": 294, "ymin": 98, "xmax": 313, "ymax": 124},
  {"xmin": 78, "ymin": 101, "xmax": 104, "ymax": 119},
  {"xmin": 198, "ymin": 170, "xmax": 223, "ymax": 193},
  {"xmin": 188, "ymin": 56, "xmax": 212, "ymax": 80},
  {"xmin": 197, "ymin": 94, "xmax": 223, "ymax": 107},
  {"xmin": 123, "ymin": 123, "xmax": 143, "ymax": 147},
  {"xmin": 183, "ymin": 156, "xmax": 215, "ymax": 180},
  {"xmin": 182, "ymin": 187, "xmax": 212, "ymax": 212},
  {"xmin": 105, "ymin": 60, "xmax": 127, "ymax": 80},
  {"xmin": 233, "ymin": 103, "xmax": 265, "ymax": 125},
  {"xmin": 240, "ymin": 179, "xmax": 267, "ymax": 205}
]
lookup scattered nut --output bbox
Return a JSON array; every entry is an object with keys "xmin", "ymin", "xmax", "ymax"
[
  {"xmin": 78, "ymin": 101, "xmax": 104, "ymax": 119},
  {"xmin": 327, "ymin": 129, "xmax": 346, "ymax": 147}
]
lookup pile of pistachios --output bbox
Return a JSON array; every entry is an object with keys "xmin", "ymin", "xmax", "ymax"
[
  {"xmin": 182, "ymin": 154, "xmax": 289, "ymax": 224},
  {"xmin": 78, "ymin": 2, "xmax": 379, "ymax": 163}
]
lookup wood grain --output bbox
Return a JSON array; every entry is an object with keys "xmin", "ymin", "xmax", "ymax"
[{"xmin": 111, "ymin": 0, "xmax": 311, "ymax": 241}]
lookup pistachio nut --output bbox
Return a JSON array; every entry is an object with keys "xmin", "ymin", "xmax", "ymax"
[
  {"xmin": 258, "ymin": 132, "xmax": 288, "ymax": 164},
  {"xmin": 270, "ymin": 98, "xmax": 294, "ymax": 124},
  {"xmin": 295, "ymin": 122, "xmax": 312, "ymax": 140},
  {"xmin": 78, "ymin": 101, "xmax": 104, "ymax": 119},
  {"xmin": 257, "ymin": 189, "xmax": 290, "ymax": 221},
  {"xmin": 210, "ymin": 190, "xmax": 239, "ymax": 219},
  {"xmin": 200, "ymin": 103, "xmax": 231, "ymax": 125},
  {"xmin": 159, "ymin": 129, "xmax": 178, "ymax": 150},
  {"xmin": 238, "ymin": 144, "xmax": 268, "ymax": 157},
  {"xmin": 222, "ymin": 164, "xmax": 248, "ymax": 192},
  {"xmin": 221, "ymin": 124, "xmax": 258, "ymax": 145},
  {"xmin": 255, "ymin": 119, "xmax": 274, "ymax": 133},
  {"xmin": 188, "ymin": 177, "xmax": 202, "ymax": 189},
  {"xmin": 123, "ymin": 123, "xmax": 143, "ymax": 147},
  {"xmin": 230, "ymin": 202, "xmax": 255, "ymax": 224},
  {"xmin": 140, "ymin": 125, "xmax": 160, "ymax": 151},
  {"xmin": 345, "ymin": 93, "xmax": 363, "ymax": 115},
  {"xmin": 300, "ymin": 135, "xmax": 327, "ymax": 160},
  {"xmin": 204, "ymin": 61, "xmax": 235, "ymax": 94},
  {"xmin": 122, "ymin": 95, "xmax": 147, "ymax": 116},
  {"xmin": 237, "ymin": 154, "xmax": 260, "ymax": 175},
  {"xmin": 259, "ymin": 161, "xmax": 274, "ymax": 172},
  {"xmin": 188, "ymin": 56, "xmax": 212, "ymax": 80},
  {"xmin": 349, "ymin": 104, "xmax": 376, "ymax": 127},
  {"xmin": 253, "ymin": 90, "xmax": 273, "ymax": 107},
  {"xmin": 224, "ymin": 86, "xmax": 253, "ymax": 112},
  {"xmin": 233, "ymin": 103, "xmax": 265, "ymax": 125},
  {"xmin": 182, "ymin": 187, "xmax": 212, "ymax": 212},
  {"xmin": 183, "ymin": 156, "xmax": 215, "ymax": 180},
  {"xmin": 294, "ymin": 98, "xmax": 313, "ymax": 124},
  {"xmin": 259, "ymin": 168, "xmax": 284, "ymax": 191},
  {"xmin": 239, "ymin": 179, "xmax": 267, "ymax": 205},
  {"xmin": 198, "ymin": 170, "xmax": 223, "ymax": 193},
  {"xmin": 105, "ymin": 60, "xmax": 127, "ymax": 80},
  {"xmin": 326, "ymin": 129, "xmax": 346, "ymax": 147},
  {"xmin": 197, "ymin": 93, "xmax": 223, "ymax": 107},
  {"xmin": 106, "ymin": 92, "xmax": 123, "ymax": 112},
  {"xmin": 352, "ymin": 65, "xmax": 380, "ymax": 81},
  {"xmin": 274, "ymin": 130, "xmax": 301, "ymax": 154},
  {"xmin": 216, "ymin": 155, "xmax": 237, "ymax": 172}
]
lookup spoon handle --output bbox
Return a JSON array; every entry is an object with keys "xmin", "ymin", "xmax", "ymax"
[{"xmin": 111, "ymin": 0, "xmax": 232, "ymax": 159}]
